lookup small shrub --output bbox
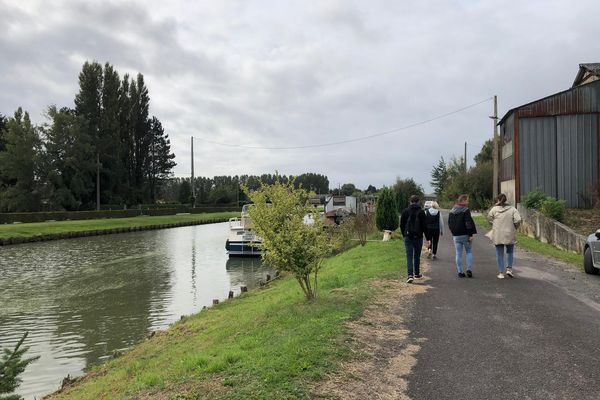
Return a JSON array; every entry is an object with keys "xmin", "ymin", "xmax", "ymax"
[
  {"xmin": 524, "ymin": 189, "xmax": 546, "ymax": 210},
  {"xmin": 540, "ymin": 197, "xmax": 566, "ymax": 222},
  {"xmin": 375, "ymin": 187, "xmax": 399, "ymax": 231},
  {"xmin": 0, "ymin": 332, "xmax": 39, "ymax": 400}
]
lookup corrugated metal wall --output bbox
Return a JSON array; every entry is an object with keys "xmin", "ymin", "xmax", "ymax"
[
  {"xmin": 556, "ymin": 114, "xmax": 598, "ymax": 208},
  {"xmin": 519, "ymin": 117, "xmax": 557, "ymax": 199},
  {"xmin": 519, "ymin": 114, "xmax": 599, "ymax": 207}
]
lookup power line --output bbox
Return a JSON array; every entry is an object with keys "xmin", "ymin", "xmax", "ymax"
[{"xmin": 193, "ymin": 97, "xmax": 493, "ymax": 150}]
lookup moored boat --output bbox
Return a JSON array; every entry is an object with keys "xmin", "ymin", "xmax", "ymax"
[{"xmin": 225, "ymin": 204, "xmax": 262, "ymax": 257}]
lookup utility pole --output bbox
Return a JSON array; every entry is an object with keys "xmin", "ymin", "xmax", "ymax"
[
  {"xmin": 464, "ymin": 142, "xmax": 467, "ymax": 173},
  {"xmin": 491, "ymin": 95, "xmax": 499, "ymax": 198},
  {"xmin": 96, "ymin": 153, "xmax": 100, "ymax": 211},
  {"xmin": 190, "ymin": 136, "xmax": 195, "ymax": 207}
]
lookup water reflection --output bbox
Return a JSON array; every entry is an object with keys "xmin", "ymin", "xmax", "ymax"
[{"xmin": 0, "ymin": 222, "xmax": 272, "ymax": 399}]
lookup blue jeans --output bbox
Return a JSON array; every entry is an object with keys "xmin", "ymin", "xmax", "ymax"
[
  {"xmin": 404, "ymin": 237, "xmax": 423, "ymax": 277},
  {"xmin": 453, "ymin": 235, "xmax": 473, "ymax": 273},
  {"xmin": 495, "ymin": 244, "xmax": 514, "ymax": 272}
]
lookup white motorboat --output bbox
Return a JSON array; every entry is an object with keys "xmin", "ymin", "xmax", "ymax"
[{"xmin": 225, "ymin": 204, "xmax": 262, "ymax": 257}]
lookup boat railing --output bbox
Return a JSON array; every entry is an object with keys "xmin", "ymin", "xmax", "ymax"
[{"xmin": 229, "ymin": 217, "xmax": 243, "ymax": 229}]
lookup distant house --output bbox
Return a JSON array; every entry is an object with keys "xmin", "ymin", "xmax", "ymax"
[
  {"xmin": 498, "ymin": 63, "xmax": 600, "ymax": 208},
  {"xmin": 325, "ymin": 195, "xmax": 358, "ymax": 214}
]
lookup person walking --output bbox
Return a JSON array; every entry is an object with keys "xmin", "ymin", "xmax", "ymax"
[
  {"xmin": 400, "ymin": 195, "xmax": 427, "ymax": 284},
  {"xmin": 448, "ymin": 194, "xmax": 477, "ymax": 278},
  {"xmin": 487, "ymin": 193, "xmax": 522, "ymax": 279},
  {"xmin": 424, "ymin": 201, "xmax": 444, "ymax": 260}
]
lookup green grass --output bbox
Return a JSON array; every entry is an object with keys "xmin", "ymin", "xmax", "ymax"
[
  {"xmin": 49, "ymin": 239, "xmax": 406, "ymax": 400},
  {"xmin": 0, "ymin": 212, "xmax": 239, "ymax": 239},
  {"xmin": 473, "ymin": 215, "xmax": 583, "ymax": 268}
]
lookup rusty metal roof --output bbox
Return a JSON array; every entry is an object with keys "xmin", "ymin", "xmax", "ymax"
[
  {"xmin": 573, "ymin": 63, "xmax": 600, "ymax": 87},
  {"xmin": 499, "ymin": 76, "xmax": 600, "ymax": 126}
]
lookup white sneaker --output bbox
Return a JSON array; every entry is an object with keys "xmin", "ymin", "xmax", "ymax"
[
  {"xmin": 497, "ymin": 273, "xmax": 505, "ymax": 279},
  {"xmin": 506, "ymin": 269, "xmax": 514, "ymax": 278}
]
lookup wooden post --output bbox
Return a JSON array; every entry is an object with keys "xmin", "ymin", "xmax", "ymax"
[{"xmin": 228, "ymin": 291, "xmax": 234, "ymax": 299}]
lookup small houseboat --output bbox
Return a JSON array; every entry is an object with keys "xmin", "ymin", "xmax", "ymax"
[{"xmin": 225, "ymin": 204, "xmax": 262, "ymax": 257}]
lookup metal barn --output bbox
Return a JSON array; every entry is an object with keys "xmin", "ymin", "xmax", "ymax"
[{"xmin": 498, "ymin": 63, "xmax": 600, "ymax": 208}]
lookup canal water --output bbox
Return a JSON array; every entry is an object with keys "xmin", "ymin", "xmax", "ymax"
[{"xmin": 0, "ymin": 222, "xmax": 272, "ymax": 399}]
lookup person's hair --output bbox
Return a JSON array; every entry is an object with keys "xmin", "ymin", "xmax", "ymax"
[
  {"xmin": 457, "ymin": 194, "xmax": 469, "ymax": 204},
  {"xmin": 432, "ymin": 201, "xmax": 440, "ymax": 209},
  {"xmin": 410, "ymin": 195, "xmax": 420, "ymax": 204},
  {"xmin": 496, "ymin": 193, "xmax": 508, "ymax": 206}
]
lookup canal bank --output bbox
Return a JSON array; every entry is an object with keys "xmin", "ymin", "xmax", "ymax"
[
  {"xmin": 45, "ymin": 239, "xmax": 407, "ymax": 400},
  {"xmin": 0, "ymin": 212, "xmax": 238, "ymax": 246},
  {"xmin": 1, "ymin": 221, "xmax": 274, "ymax": 399}
]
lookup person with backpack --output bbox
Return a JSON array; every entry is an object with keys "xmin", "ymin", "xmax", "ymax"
[
  {"xmin": 448, "ymin": 194, "xmax": 477, "ymax": 278},
  {"xmin": 424, "ymin": 201, "xmax": 444, "ymax": 260},
  {"xmin": 400, "ymin": 195, "xmax": 427, "ymax": 283},
  {"xmin": 487, "ymin": 193, "xmax": 522, "ymax": 279}
]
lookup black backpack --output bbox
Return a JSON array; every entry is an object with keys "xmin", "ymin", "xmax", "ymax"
[
  {"xmin": 406, "ymin": 209, "xmax": 422, "ymax": 238},
  {"xmin": 425, "ymin": 209, "xmax": 440, "ymax": 231}
]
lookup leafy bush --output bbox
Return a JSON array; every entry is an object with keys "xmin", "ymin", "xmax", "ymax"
[
  {"xmin": 375, "ymin": 187, "xmax": 399, "ymax": 231},
  {"xmin": 246, "ymin": 181, "xmax": 332, "ymax": 300},
  {"xmin": 524, "ymin": 189, "xmax": 546, "ymax": 210},
  {"xmin": 540, "ymin": 197, "xmax": 566, "ymax": 222}
]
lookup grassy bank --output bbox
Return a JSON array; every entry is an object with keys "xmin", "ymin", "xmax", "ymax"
[
  {"xmin": 48, "ymin": 239, "xmax": 405, "ymax": 400},
  {"xmin": 473, "ymin": 215, "xmax": 583, "ymax": 267},
  {"xmin": 0, "ymin": 212, "xmax": 239, "ymax": 239}
]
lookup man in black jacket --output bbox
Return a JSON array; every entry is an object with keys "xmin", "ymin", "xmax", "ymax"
[
  {"xmin": 400, "ymin": 195, "xmax": 427, "ymax": 283},
  {"xmin": 448, "ymin": 194, "xmax": 478, "ymax": 278}
]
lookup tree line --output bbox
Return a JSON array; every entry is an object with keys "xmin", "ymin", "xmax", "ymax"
[
  {"xmin": 430, "ymin": 140, "xmax": 493, "ymax": 210},
  {"xmin": 0, "ymin": 61, "xmax": 176, "ymax": 212},
  {"xmin": 162, "ymin": 173, "xmax": 330, "ymax": 205},
  {"xmin": 158, "ymin": 174, "xmax": 386, "ymax": 206}
]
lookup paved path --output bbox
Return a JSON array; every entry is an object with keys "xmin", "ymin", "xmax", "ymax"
[{"xmin": 405, "ymin": 215, "xmax": 600, "ymax": 400}]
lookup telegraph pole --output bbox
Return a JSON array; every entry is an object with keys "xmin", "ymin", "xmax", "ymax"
[
  {"xmin": 464, "ymin": 142, "xmax": 467, "ymax": 173},
  {"xmin": 492, "ymin": 95, "xmax": 499, "ymax": 198},
  {"xmin": 96, "ymin": 153, "xmax": 100, "ymax": 211},
  {"xmin": 190, "ymin": 136, "xmax": 195, "ymax": 207}
]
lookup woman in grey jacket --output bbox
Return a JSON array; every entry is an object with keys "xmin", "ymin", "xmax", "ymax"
[{"xmin": 487, "ymin": 194, "xmax": 522, "ymax": 279}]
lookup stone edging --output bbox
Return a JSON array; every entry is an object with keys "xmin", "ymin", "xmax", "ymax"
[{"xmin": 0, "ymin": 218, "xmax": 230, "ymax": 247}]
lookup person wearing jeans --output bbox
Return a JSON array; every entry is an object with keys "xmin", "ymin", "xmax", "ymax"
[
  {"xmin": 495, "ymin": 244, "xmax": 515, "ymax": 276},
  {"xmin": 400, "ymin": 195, "xmax": 427, "ymax": 283},
  {"xmin": 453, "ymin": 235, "xmax": 473, "ymax": 275},
  {"xmin": 487, "ymin": 194, "xmax": 521, "ymax": 279},
  {"xmin": 404, "ymin": 236, "xmax": 424, "ymax": 279},
  {"xmin": 448, "ymin": 194, "xmax": 477, "ymax": 278}
]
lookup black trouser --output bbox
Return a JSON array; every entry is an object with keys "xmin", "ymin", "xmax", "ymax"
[{"xmin": 425, "ymin": 229, "xmax": 440, "ymax": 255}]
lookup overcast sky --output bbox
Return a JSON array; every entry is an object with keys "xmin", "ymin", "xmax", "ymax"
[{"xmin": 1, "ymin": 0, "xmax": 598, "ymax": 192}]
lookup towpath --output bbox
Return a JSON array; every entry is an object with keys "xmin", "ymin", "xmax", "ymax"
[{"xmin": 404, "ymin": 215, "xmax": 600, "ymax": 399}]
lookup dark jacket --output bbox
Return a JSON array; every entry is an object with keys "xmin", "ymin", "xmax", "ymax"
[
  {"xmin": 448, "ymin": 205, "xmax": 477, "ymax": 237},
  {"xmin": 400, "ymin": 203, "xmax": 427, "ymax": 239}
]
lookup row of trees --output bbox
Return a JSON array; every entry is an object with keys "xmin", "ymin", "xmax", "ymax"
[
  {"xmin": 161, "ymin": 174, "xmax": 382, "ymax": 206},
  {"xmin": 0, "ymin": 61, "xmax": 176, "ymax": 212},
  {"xmin": 430, "ymin": 140, "xmax": 493, "ymax": 210}
]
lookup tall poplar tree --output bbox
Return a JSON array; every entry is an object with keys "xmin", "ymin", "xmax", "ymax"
[
  {"xmin": 99, "ymin": 63, "xmax": 122, "ymax": 203},
  {"xmin": 74, "ymin": 61, "xmax": 103, "ymax": 209},
  {"xmin": 147, "ymin": 117, "xmax": 176, "ymax": 202}
]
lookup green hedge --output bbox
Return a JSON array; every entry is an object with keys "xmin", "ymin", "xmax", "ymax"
[{"xmin": 0, "ymin": 206, "xmax": 242, "ymax": 224}]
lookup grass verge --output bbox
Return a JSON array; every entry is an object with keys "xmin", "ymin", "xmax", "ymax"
[
  {"xmin": 473, "ymin": 215, "xmax": 583, "ymax": 268},
  {"xmin": 48, "ymin": 239, "xmax": 406, "ymax": 400},
  {"xmin": 0, "ymin": 212, "xmax": 239, "ymax": 239}
]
